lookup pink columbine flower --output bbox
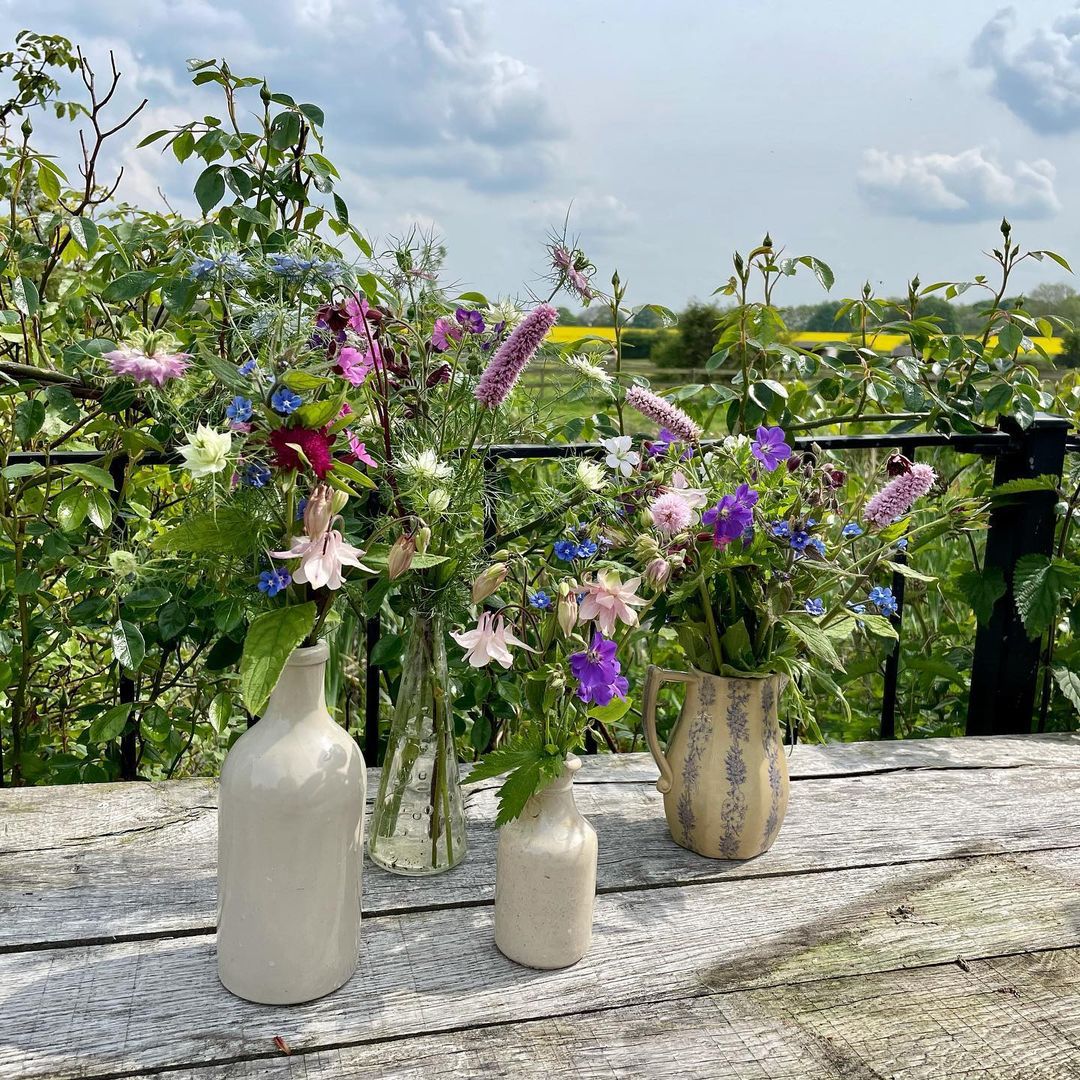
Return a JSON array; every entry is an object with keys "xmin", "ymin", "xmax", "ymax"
[
  {"xmin": 650, "ymin": 492, "xmax": 694, "ymax": 536},
  {"xmin": 624, "ymin": 385, "xmax": 702, "ymax": 443},
  {"xmin": 864, "ymin": 463, "xmax": 937, "ymax": 529},
  {"xmin": 474, "ymin": 303, "xmax": 559, "ymax": 408},
  {"xmin": 105, "ymin": 345, "xmax": 191, "ymax": 387},
  {"xmin": 451, "ymin": 611, "xmax": 537, "ymax": 669},
  {"xmin": 271, "ymin": 523, "xmax": 373, "ymax": 591},
  {"xmin": 579, "ymin": 570, "xmax": 647, "ymax": 637},
  {"xmin": 663, "ymin": 470, "xmax": 709, "ymax": 509}
]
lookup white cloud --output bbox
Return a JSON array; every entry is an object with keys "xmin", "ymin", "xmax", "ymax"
[
  {"xmin": 971, "ymin": 6, "xmax": 1080, "ymax": 134},
  {"xmin": 527, "ymin": 192, "xmax": 639, "ymax": 243},
  {"xmin": 856, "ymin": 148, "xmax": 1060, "ymax": 223}
]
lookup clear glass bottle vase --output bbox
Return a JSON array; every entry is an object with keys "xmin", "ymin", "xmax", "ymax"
[{"xmin": 368, "ymin": 612, "xmax": 467, "ymax": 875}]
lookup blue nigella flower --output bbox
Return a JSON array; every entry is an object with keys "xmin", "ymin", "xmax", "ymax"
[
  {"xmin": 575, "ymin": 539, "xmax": 598, "ymax": 558},
  {"xmin": 268, "ymin": 254, "xmax": 311, "ymax": 280},
  {"xmin": 226, "ymin": 395, "xmax": 253, "ymax": 422},
  {"xmin": 243, "ymin": 463, "xmax": 272, "ymax": 488},
  {"xmin": 189, "ymin": 251, "xmax": 252, "ymax": 282},
  {"xmin": 868, "ymin": 586, "xmax": 899, "ymax": 617},
  {"xmin": 842, "ymin": 523, "xmax": 863, "ymax": 539},
  {"xmin": 314, "ymin": 260, "xmax": 345, "ymax": 282},
  {"xmin": 238, "ymin": 358, "xmax": 260, "ymax": 376},
  {"xmin": 804, "ymin": 598, "xmax": 825, "ymax": 617},
  {"xmin": 553, "ymin": 539, "xmax": 579, "ymax": 562},
  {"xmin": 807, "ymin": 537, "xmax": 826, "ymax": 556},
  {"xmin": 271, "ymin": 387, "xmax": 303, "ymax": 415},
  {"xmin": 789, "ymin": 530, "xmax": 811, "ymax": 552},
  {"xmin": 771, "ymin": 521, "xmax": 791, "ymax": 539},
  {"xmin": 258, "ymin": 568, "xmax": 291, "ymax": 597},
  {"xmin": 528, "ymin": 590, "xmax": 553, "ymax": 610},
  {"xmin": 295, "ymin": 497, "xmax": 307, "ymax": 521}
]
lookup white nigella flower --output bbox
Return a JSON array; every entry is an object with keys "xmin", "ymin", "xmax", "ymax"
[
  {"xmin": 575, "ymin": 458, "xmax": 608, "ymax": 492},
  {"xmin": 565, "ymin": 353, "xmax": 613, "ymax": 387},
  {"xmin": 180, "ymin": 425, "xmax": 232, "ymax": 479},
  {"xmin": 398, "ymin": 449, "xmax": 452, "ymax": 484},
  {"xmin": 426, "ymin": 488, "xmax": 451, "ymax": 515},
  {"xmin": 601, "ymin": 435, "xmax": 641, "ymax": 478},
  {"xmin": 723, "ymin": 434, "xmax": 751, "ymax": 453},
  {"xmin": 487, "ymin": 297, "xmax": 523, "ymax": 329},
  {"xmin": 108, "ymin": 550, "xmax": 140, "ymax": 578}
]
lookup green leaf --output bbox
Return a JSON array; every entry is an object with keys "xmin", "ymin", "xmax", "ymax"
[
  {"xmin": 14, "ymin": 398, "xmax": 45, "ymax": 443},
  {"xmin": 269, "ymin": 111, "xmax": 302, "ymax": 150},
  {"xmin": 12, "ymin": 275, "xmax": 39, "ymax": 317},
  {"xmin": 124, "ymin": 586, "xmax": 172, "ymax": 610},
  {"xmin": 89, "ymin": 703, "xmax": 133, "ymax": 743},
  {"xmin": 1053, "ymin": 667, "xmax": 1080, "ymax": 716},
  {"xmin": 153, "ymin": 506, "xmax": 269, "ymax": 556},
  {"xmin": 588, "ymin": 695, "xmax": 632, "ymax": 724},
  {"xmin": 298, "ymin": 102, "xmax": 325, "ymax": 126},
  {"xmin": 329, "ymin": 459, "xmax": 376, "ymax": 490},
  {"xmin": 209, "ymin": 691, "xmax": 233, "ymax": 733},
  {"xmin": 157, "ymin": 601, "xmax": 190, "ymax": 642},
  {"xmin": 2, "ymin": 462, "xmax": 43, "ymax": 480},
  {"xmin": 111, "ymin": 619, "xmax": 145, "ymax": 671},
  {"xmin": 213, "ymin": 597, "xmax": 245, "ymax": 635},
  {"xmin": 55, "ymin": 487, "xmax": 88, "ymax": 531},
  {"xmin": 63, "ymin": 463, "xmax": 115, "ymax": 490},
  {"xmin": 1014, "ymin": 555, "xmax": 1079, "ymax": 639},
  {"xmin": 463, "ymin": 745, "xmax": 542, "ymax": 785},
  {"xmin": 86, "ymin": 488, "xmax": 113, "ymax": 531},
  {"xmin": 782, "ymin": 614, "xmax": 843, "ymax": 670},
  {"xmin": 240, "ymin": 602, "xmax": 317, "ymax": 714},
  {"xmin": 102, "ymin": 271, "xmax": 158, "ymax": 303},
  {"xmin": 369, "ymin": 633, "xmax": 403, "ymax": 668},
  {"xmin": 721, "ymin": 619, "xmax": 754, "ymax": 668},
  {"xmin": 194, "ymin": 166, "xmax": 225, "ymax": 214},
  {"xmin": 15, "ymin": 569, "xmax": 40, "ymax": 595},
  {"xmin": 884, "ymin": 560, "xmax": 937, "ymax": 583},
  {"xmin": 172, "ymin": 129, "xmax": 195, "ymax": 163},
  {"xmin": 996, "ymin": 323, "xmax": 1023, "ymax": 355},
  {"xmin": 36, "ymin": 163, "xmax": 60, "ymax": 201},
  {"xmin": 293, "ymin": 393, "xmax": 345, "ymax": 430},
  {"xmin": 200, "ymin": 350, "xmax": 249, "ymax": 390},
  {"xmin": 281, "ymin": 371, "xmax": 331, "ymax": 391},
  {"xmin": 988, "ymin": 475, "xmax": 1059, "ymax": 502},
  {"xmin": 955, "ymin": 566, "xmax": 1006, "ymax": 626},
  {"xmin": 68, "ymin": 216, "xmax": 99, "ymax": 256}
]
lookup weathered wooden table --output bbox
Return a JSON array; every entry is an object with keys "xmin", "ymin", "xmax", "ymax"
[{"xmin": 1, "ymin": 734, "xmax": 1079, "ymax": 1079}]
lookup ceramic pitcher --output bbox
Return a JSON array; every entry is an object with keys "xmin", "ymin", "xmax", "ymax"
[
  {"xmin": 494, "ymin": 755, "xmax": 597, "ymax": 969},
  {"xmin": 217, "ymin": 640, "xmax": 366, "ymax": 1004},
  {"xmin": 642, "ymin": 666, "xmax": 788, "ymax": 860}
]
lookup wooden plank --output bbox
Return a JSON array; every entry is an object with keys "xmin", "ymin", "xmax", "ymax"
[
  {"xmin": 4, "ymin": 763, "xmax": 1080, "ymax": 949},
  {"xmin": 0, "ymin": 848, "xmax": 1076, "ymax": 1079},
  {"xmin": 4, "ymin": 735, "xmax": 1077, "ymax": 853},
  {"xmin": 107, "ymin": 949, "xmax": 1080, "ymax": 1079}
]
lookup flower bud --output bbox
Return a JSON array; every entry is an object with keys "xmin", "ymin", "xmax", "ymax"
[
  {"xmin": 426, "ymin": 488, "xmax": 450, "ymax": 515},
  {"xmin": 387, "ymin": 533, "xmax": 416, "ymax": 580},
  {"xmin": 303, "ymin": 484, "xmax": 334, "ymax": 537},
  {"xmin": 822, "ymin": 465, "xmax": 846, "ymax": 489},
  {"xmin": 886, "ymin": 453, "xmax": 914, "ymax": 477},
  {"xmin": 645, "ymin": 556, "xmax": 671, "ymax": 589},
  {"xmin": 471, "ymin": 562, "xmax": 507, "ymax": 603},
  {"xmin": 634, "ymin": 533, "xmax": 662, "ymax": 561},
  {"xmin": 330, "ymin": 489, "xmax": 350, "ymax": 515},
  {"xmin": 557, "ymin": 592, "xmax": 579, "ymax": 637},
  {"xmin": 415, "ymin": 526, "xmax": 431, "ymax": 553}
]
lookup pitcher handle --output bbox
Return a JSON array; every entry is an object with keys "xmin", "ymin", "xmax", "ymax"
[{"xmin": 642, "ymin": 665, "xmax": 696, "ymax": 794}]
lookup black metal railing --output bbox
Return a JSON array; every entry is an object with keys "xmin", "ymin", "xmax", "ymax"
[{"xmin": 8, "ymin": 413, "xmax": 1077, "ymax": 769}]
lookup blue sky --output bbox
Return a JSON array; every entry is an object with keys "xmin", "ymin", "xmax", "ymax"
[{"xmin": 3, "ymin": 1, "xmax": 1080, "ymax": 308}]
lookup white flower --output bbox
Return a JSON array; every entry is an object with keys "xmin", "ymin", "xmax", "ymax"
[
  {"xmin": 487, "ymin": 297, "xmax": 523, "ymax": 329},
  {"xmin": 108, "ymin": 550, "xmax": 140, "ymax": 578},
  {"xmin": 723, "ymin": 434, "xmax": 751, "ymax": 453},
  {"xmin": 565, "ymin": 353, "xmax": 613, "ymax": 387},
  {"xmin": 602, "ymin": 435, "xmax": 641, "ymax": 478},
  {"xmin": 180, "ymin": 425, "xmax": 232, "ymax": 479},
  {"xmin": 398, "ymin": 449, "xmax": 452, "ymax": 484},
  {"xmin": 426, "ymin": 488, "xmax": 451, "ymax": 515},
  {"xmin": 575, "ymin": 459, "xmax": 607, "ymax": 492}
]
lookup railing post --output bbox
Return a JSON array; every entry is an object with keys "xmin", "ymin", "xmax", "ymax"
[{"xmin": 966, "ymin": 413, "xmax": 1069, "ymax": 735}]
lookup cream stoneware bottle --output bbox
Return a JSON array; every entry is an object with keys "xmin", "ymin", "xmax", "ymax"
[
  {"xmin": 494, "ymin": 754, "xmax": 597, "ymax": 969},
  {"xmin": 217, "ymin": 640, "xmax": 366, "ymax": 1004}
]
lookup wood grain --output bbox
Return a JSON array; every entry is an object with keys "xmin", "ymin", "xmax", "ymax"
[
  {"xmin": 4, "ymin": 759, "xmax": 1080, "ymax": 950},
  {"xmin": 0, "ymin": 847, "xmax": 1076, "ymax": 1079},
  {"xmin": 106, "ymin": 949, "xmax": 1080, "ymax": 1080}
]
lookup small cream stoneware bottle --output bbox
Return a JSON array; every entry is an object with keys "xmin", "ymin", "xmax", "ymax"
[
  {"xmin": 494, "ymin": 754, "xmax": 597, "ymax": 969},
  {"xmin": 217, "ymin": 641, "xmax": 365, "ymax": 1004}
]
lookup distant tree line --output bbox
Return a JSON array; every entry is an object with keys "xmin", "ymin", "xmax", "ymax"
[{"xmin": 558, "ymin": 282, "xmax": 1080, "ymax": 369}]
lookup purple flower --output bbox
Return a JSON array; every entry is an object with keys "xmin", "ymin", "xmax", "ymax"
[
  {"xmin": 868, "ymin": 586, "xmax": 899, "ymax": 617},
  {"xmin": 528, "ymin": 590, "xmax": 552, "ymax": 610},
  {"xmin": 243, "ymin": 463, "xmax": 272, "ymax": 488},
  {"xmin": 576, "ymin": 539, "xmax": 598, "ymax": 558},
  {"xmin": 257, "ymin": 568, "xmax": 291, "ymax": 597},
  {"xmin": 554, "ymin": 539, "xmax": 579, "ymax": 561},
  {"xmin": 625, "ymin": 386, "xmax": 701, "ymax": 443},
  {"xmin": 432, "ymin": 316, "xmax": 462, "ymax": 352},
  {"xmin": 789, "ymin": 530, "xmax": 811, "ymax": 552},
  {"xmin": 569, "ymin": 633, "xmax": 629, "ymax": 706},
  {"xmin": 864, "ymin": 463, "xmax": 937, "ymax": 528},
  {"xmin": 474, "ymin": 304, "xmax": 559, "ymax": 408},
  {"xmin": 751, "ymin": 426, "xmax": 792, "ymax": 472},
  {"xmin": 702, "ymin": 483, "xmax": 759, "ymax": 548},
  {"xmin": 271, "ymin": 387, "xmax": 302, "ymax": 415},
  {"xmin": 455, "ymin": 307, "xmax": 485, "ymax": 334},
  {"xmin": 238, "ymin": 358, "xmax": 260, "ymax": 376},
  {"xmin": 770, "ymin": 521, "xmax": 791, "ymax": 539},
  {"xmin": 807, "ymin": 537, "xmax": 826, "ymax": 557},
  {"xmin": 647, "ymin": 428, "xmax": 676, "ymax": 456},
  {"xmin": 226, "ymin": 395, "xmax": 253, "ymax": 423}
]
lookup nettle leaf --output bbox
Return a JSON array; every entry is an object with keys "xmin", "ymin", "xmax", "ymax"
[
  {"xmin": 955, "ymin": 566, "xmax": 1006, "ymax": 626},
  {"xmin": 884, "ymin": 560, "xmax": 937, "ymax": 583},
  {"xmin": 1014, "ymin": 555, "xmax": 1080, "ymax": 639},
  {"xmin": 988, "ymin": 475, "xmax": 1059, "ymax": 502},
  {"xmin": 781, "ymin": 614, "xmax": 843, "ymax": 670},
  {"xmin": 240, "ymin": 602, "xmax": 317, "ymax": 714},
  {"xmin": 463, "ymin": 745, "xmax": 542, "ymax": 785},
  {"xmin": 1053, "ymin": 667, "xmax": 1080, "ymax": 716},
  {"xmin": 111, "ymin": 619, "xmax": 146, "ymax": 672}
]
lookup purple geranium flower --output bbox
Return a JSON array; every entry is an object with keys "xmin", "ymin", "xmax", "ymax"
[
  {"xmin": 455, "ymin": 307, "xmax": 485, "ymax": 334},
  {"xmin": 751, "ymin": 426, "xmax": 792, "ymax": 472},
  {"xmin": 569, "ymin": 633, "xmax": 629, "ymax": 706},
  {"xmin": 702, "ymin": 483, "xmax": 759, "ymax": 548}
]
